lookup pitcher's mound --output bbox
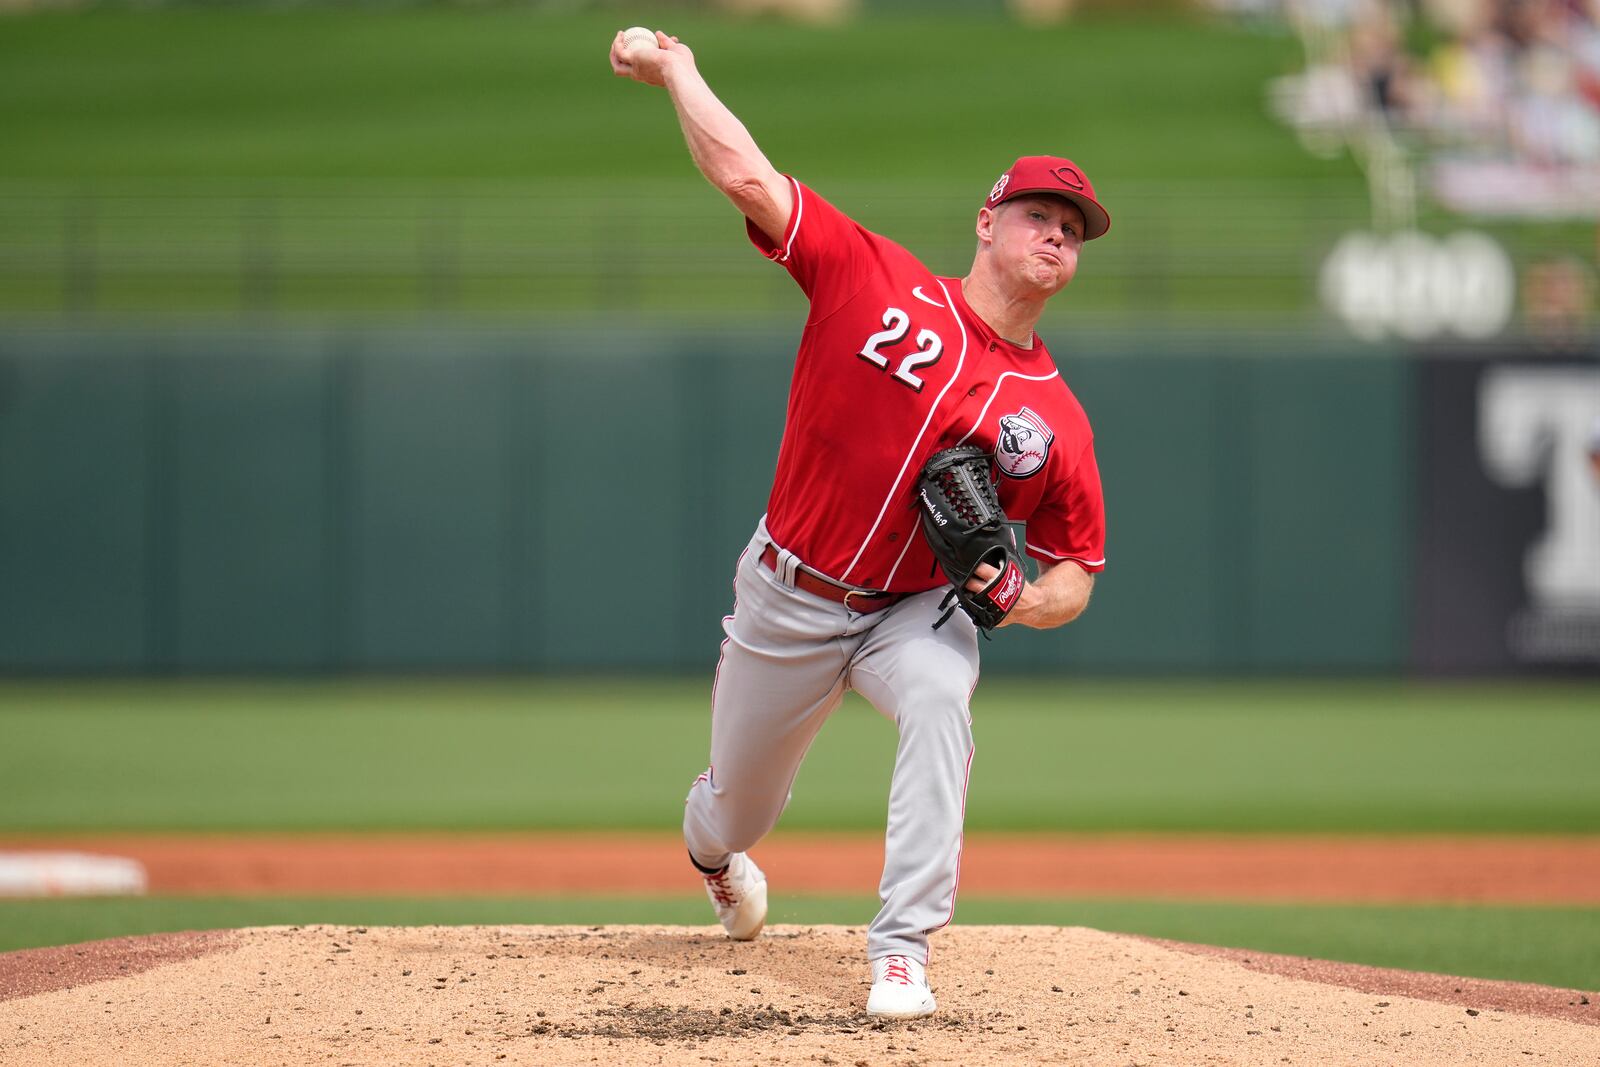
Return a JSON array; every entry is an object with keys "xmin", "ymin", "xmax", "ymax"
[{"xmin": 1, "ymin": 924, "xmax": 1595, "ymax": 1065}]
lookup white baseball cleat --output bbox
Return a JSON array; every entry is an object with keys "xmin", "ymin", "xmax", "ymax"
[
  {"xmin": 866, "ymin": 954, "xmax": 937, "ymax": 1019},
  {"xmin": 701, "ymin": 852, "xmax": 767, "ymax": 940}
]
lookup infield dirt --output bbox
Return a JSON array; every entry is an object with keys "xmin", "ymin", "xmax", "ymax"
[{"xmin": 2, "ymin": 924, "xmax": 1596, "ymax": 1066}]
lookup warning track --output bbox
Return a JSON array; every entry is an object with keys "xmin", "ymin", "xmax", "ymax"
[{"xmin": 2, "ymin": 832, "xmax": 1597, "ymax": 903}]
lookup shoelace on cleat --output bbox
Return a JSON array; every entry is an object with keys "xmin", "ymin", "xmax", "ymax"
[
  {"xmin": 882, "ymin": 957, "xmax": 914, "ymax": 986},
  {"xmin": 705, "ymin": 869, "xmax": 737, "ymax": 907}
]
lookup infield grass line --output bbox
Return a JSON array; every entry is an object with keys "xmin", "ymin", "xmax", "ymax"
[{"xmin": 0, "ymin": 895, "xmax": 1594, "ymax": 991}]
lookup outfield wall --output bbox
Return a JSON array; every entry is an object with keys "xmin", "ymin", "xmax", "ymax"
[{"xmin": 1, "ymin": 327, "xmax": 1592, "ymax": 675}]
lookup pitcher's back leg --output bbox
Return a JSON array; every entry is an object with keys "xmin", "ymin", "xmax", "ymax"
[{"xmin": 684, "ymin": 544, "xmax": 854, "ymax": 871}]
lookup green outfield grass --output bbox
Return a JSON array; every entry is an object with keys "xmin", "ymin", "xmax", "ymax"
[
  {"xmin": 1, "ymin": 678, "xmax": 1596, "ymax": 833},
  {"xmin": 1, "ymin": 895, "xmax": 1594, "ymax": 990}
]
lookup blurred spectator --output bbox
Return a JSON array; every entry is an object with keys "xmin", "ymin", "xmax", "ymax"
[
  {"xmin": 1009, "ymin": 0, "xmax": 1077, "ymax": 24},
  {"xmin": 1269, "ymin": 0, "xmax": 1404, "ymax": 155},
  {"xmin": 1523, "ymin": 255, "xmax": 1596, "ymax": 341},
  {"xmin": 717, "ymin": 0, "xmax": 857, "ymax": 23},
  {"xmin": 1589, "ymin": 414, "xmax": 1600, "ymax": 484},
  {"xmin": 1503, "ymin": 0, "xmax": 1600, "ymax": 162},
  {"xmin": 1349, "ymin": 2, "xmax": 1421, "ymax": 118},
  {"xmin": 1263, "ymin": 0, "xmax": 1600, "ymax": 195},
  {"xmin": 1579, "ymin": 0, "xmax": 1600, "ymax": 112},
  {"xmin": 1422, "ymin": 0, "xmax": 1512, "ymax": 139}
]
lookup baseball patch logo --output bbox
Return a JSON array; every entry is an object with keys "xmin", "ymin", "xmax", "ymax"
[
  {"xmin": 994, "ymin": 407, "xmax": 1054, "ymax": 479},
  {"xmin": 988, "ymin": 174, "xmax": 1010, "ymax": 204}
]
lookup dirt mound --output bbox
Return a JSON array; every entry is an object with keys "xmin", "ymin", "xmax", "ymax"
[{"xmin": 1, "ymin": 924, "xmax": 1596, "ymax": 1065}]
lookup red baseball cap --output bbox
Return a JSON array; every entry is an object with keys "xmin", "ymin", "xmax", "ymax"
[{"xmin": 984, "ymin": 156, "xmax": 1111, "ymax": 240}]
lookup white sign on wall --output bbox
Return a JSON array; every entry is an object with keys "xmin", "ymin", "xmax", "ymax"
[
  {"xmin": 1479, "ymin": 366, "xmax": 1600, "ymax": 661},
  {"xmin": 1320, "ymin": 231, "xmax": 1516, "ymax": 342}
]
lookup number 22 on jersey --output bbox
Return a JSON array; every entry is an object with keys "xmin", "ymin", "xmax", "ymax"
[{"xmin": 857, "ymin": 307, "xmax": 944, "ymax": 393}]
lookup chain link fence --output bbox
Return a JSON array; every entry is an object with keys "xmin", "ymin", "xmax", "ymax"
[{"xmin": 0, "ymin": 178, "xmax": 1377, "ymax": 328}]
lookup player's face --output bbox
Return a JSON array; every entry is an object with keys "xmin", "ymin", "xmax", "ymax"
[{"xmin": 983, "ymin": 195, "xmax": 1086, "ymax": 296}]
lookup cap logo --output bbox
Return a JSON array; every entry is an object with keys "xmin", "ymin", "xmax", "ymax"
[
  {"xmin": 988, "ymin": 174, "xmax": 1010, "ymax": 203},
  {"xmin": 1051, "ymin": 165, "xmax": 1085, "ymax": 191}
]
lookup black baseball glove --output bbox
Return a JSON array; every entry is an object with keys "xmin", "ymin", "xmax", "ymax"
[{"xmin": 915, "ymin": 445, "xmax": 1027, "ymax": 632}]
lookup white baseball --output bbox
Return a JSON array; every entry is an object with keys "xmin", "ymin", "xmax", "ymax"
[{"xmin": 621, "ymin": 26, "xmax": 660, "ymax": 56}]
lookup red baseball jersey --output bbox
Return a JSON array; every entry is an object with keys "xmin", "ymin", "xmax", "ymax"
[{"xmin": 747, "ymin": 177, "xmax": 1106, "ymax": 593}]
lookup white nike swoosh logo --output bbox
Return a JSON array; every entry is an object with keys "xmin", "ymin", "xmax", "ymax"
[{"xmin": 912, "ymin": 286, "xmax": 945, "ymax": 308}]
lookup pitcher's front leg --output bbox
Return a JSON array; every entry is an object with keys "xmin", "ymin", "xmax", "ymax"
[{"xmin": 849, "ymin": 594, "xmax": 980, "ymax": 965}]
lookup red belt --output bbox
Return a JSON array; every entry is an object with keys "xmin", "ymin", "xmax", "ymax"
[{"xmin": 759, "ymin": 545, "xmax": 903, "ymax": 614}]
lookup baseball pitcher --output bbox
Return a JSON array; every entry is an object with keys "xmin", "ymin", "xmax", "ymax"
[{"xmin": 611, "ymin": 28, "xmax": 1109, "ymax": 1020}]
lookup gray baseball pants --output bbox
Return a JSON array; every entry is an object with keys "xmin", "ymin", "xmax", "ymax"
[{"xmin": 683, "ymin": 518, "xmax": 981, "ymax": 964}]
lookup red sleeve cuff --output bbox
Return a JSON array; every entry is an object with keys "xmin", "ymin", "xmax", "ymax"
[
  {"xmin": 1027, "ymin": 545, "xmax": 1106, "ymax": 572},
  {"xmin": 744, "ymin": 176, "xmax": 803, "ymax": 263}
]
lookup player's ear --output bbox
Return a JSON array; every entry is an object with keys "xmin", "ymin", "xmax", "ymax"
[{"xmin": 975, "ymin": 206, "xmax": 996, "ymax": 246}]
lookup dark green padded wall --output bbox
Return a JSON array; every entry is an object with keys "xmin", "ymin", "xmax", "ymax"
[
  {"xmin": 1239, "ymin": 357, "xmax": 1411, "ymax": 670},
  {"xmin": 346, "ymin": 341, "xmax": 513, "ymax": 668},
  {"xmin": 0, "ymin": 335, "xmax": 153, "ymax": 670},
  {"xmin": 0, "ymin": 328, "xmax": 1410, "ymax": 674},
  {"xmin": 167, "ymin": 338, "xmax": 334, "ymax": 670}
]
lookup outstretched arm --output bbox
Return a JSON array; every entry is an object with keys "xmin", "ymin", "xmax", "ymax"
[{"xmin": 609, "ymin": 30, "xmax": 794, "ymax": 244}]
